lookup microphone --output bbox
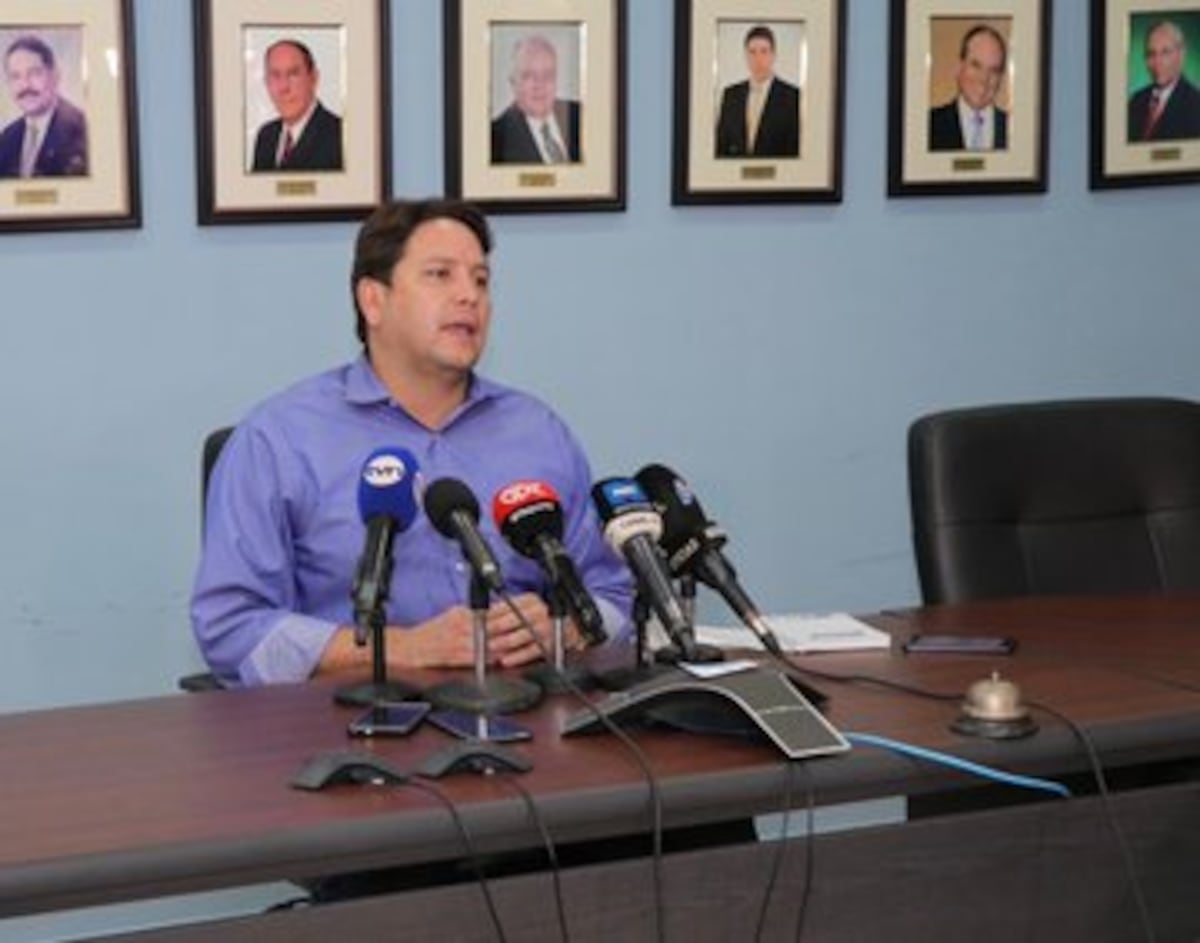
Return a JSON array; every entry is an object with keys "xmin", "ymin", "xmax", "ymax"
[
  {"xmin": 492, "ymin": 480, "xmax": 607, "ymax": 648},
  {"xmin": 352, "ymin": 447, "xmax": 420, "ymax": 644},
  {"xmin": 590, "ymin": 477, "xmax": 698, "ymax": 660},
  {"xmin": 423, "ymin": 477, "xmax": 505, "ymax": 593},
  {"xmin": 635, "ymin": 463, "xmax": 783, "ymax": 657}
]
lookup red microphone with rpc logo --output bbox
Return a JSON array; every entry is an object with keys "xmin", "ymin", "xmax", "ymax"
[{"xmin": 492, "ymin": 480, "xmax": 608, "ymax": 647}]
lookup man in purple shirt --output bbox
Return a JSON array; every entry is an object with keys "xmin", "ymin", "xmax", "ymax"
[{"xmin": 191, "ymin": 198, "xmax": 631, "ymax": 686}]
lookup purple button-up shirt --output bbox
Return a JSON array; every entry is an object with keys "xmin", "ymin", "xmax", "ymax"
[{"xmin": 190, "ymin": 358, "xmax": 632, "ymax": 685}]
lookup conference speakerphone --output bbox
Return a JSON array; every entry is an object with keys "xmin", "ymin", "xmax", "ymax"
[{"xmin": 562, "ymin": 667, "xmax": 849, "ymax": 760}]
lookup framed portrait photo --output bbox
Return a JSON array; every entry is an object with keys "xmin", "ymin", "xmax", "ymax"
[
  {"xmin": 444, "ymin": 0, "xmax": 627, "ymax": 214},
  {"xmin": 0, "ymin": 0, "xmax": 139, "ymax": 234},
  {"xmin": 1091, "ymin": 1, "xmax": 1200, "ymax": 189},
  {"xmin": 193, "ymin": 0, "xmax": 391, "ymax": 225},
  {"xmin": 672, "ymin": 0, "xmax": 846, "ymax": 205},
  {"xmin": 888, "ymin": 0, "xmax": 1051, "ymax": 197}
]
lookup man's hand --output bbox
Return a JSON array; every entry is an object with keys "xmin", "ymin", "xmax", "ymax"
[
  {"xmin": 486, "ymin": 592, "xmax": 579, "ymax": 667},
  {"xmin": 317, "ymin": 594, "xmax": 582, "ymax": 676}
]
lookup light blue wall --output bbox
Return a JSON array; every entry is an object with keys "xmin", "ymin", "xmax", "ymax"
[{"xmin": 2, "ymin": 2, "xmax": 1197, "ymax": 713}]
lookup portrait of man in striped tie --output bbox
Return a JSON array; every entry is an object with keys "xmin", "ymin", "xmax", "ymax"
[
  {"xmin": 490, "ymin": 30, "xmax": 582, "ymax": 165},
  {"xmin": 1126, "ymin": 18, "xmax": 1200, "ymax": 144},
  {"xmin": 928, "ymin": 21, "xmax": 1010, "ymax": 153}
]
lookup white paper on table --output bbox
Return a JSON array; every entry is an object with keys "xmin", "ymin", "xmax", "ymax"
[{"xmin": 694, "ymin": 612, "xmax": 893, "ymax": 653}]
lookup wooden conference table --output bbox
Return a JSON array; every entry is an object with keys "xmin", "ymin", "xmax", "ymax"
[{"xmin": 2, "ymin": 595, "xmax": 1199, "ymax": 941}]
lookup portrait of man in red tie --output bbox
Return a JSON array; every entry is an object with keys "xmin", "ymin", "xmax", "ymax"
[
  {"xmin": 248, "ymin": 34, "xmax": 343, "ymax": 173},
  {"xmin": 1126, "ymin": 17, "xmax": 1200, "ymax": 143}
]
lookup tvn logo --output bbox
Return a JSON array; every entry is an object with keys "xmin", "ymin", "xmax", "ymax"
[{"xmin": 363, "ymin": 453, "xmax": 409, "ymax": 488}]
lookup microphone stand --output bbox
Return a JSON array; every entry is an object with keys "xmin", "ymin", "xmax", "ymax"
[
  {"xmin": 653, "ymin": 574, "xmax": 725, "ymax": 666},
  {"xmin": 593, "ymin": 592, "xmax": 676, "ymax": 691},
  {"xmin": 333, "ymin": 572, "xmax": 421, "ymax": 709},
  {"xmin": 425, "ymin": 572, "xmax": 543, "ymax": 718},
  {"xmin": 523, "ymin": 585, "xmax": 597, "ymax": 694}
]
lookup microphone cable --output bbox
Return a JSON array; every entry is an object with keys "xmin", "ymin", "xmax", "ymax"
[
  {"xmin": 777, "ymin": 652, "xmax": 1156, "ymax": 942},
  {"xmin": 400, "ymin": 776, "xmax": 509, "ymax": 943},
  {"xmin": 490, "ymin": 769, "xmax": 571, "ymax": 943},
  {"xmin": 752, "ymin": 759, "xmax": 800, "ymax": 942},
  {"xmin": 751, "ymin": 759, "xmax": 816, "ymax": 943},
  {"xmin": 1023, "ymin": 697, "xmax": 1157, "ymax": 943},
  {"xmin": 498, "ymin": 590, "xmax": 669, "ymax": 943},
  {"xmin": 791, "ymin": 762, "xmax": 817, "ymax": 943}
]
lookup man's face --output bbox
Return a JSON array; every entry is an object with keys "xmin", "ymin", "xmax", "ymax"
[
  {"xmin": 264, "ymin": 43, "xmax": 318, "ymax": 125},
  {"xmin": 511, "ymin": 45, "xmax": 557, "ymax": 120},
  {"xmin": 1145, "ymin": 27, "xmax": 1184, "ymax": 89},
  {"xmin": 362, "ymin": 218, "xmax": 492, "ymax": 384},
  {"xmin": 956, "ymin": 32, "xmax": 1005, "ymax": 110},
  {"xmin": 5, "ymin": 48, "xmax": 59, "ymax": 119},
  {"xmin": 745, "ymin": 37, "xmax": 777, "ymax": 84}
]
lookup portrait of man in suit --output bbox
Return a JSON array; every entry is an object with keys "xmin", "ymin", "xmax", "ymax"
[
  {"xmin": 0, "ymin": 33, "xmax": 87, "ymax": 179},
  {"xmin": 490, "ymin": 33, "xmax": 581, "ymax": 165},
  {"xmin": 251, "ymin": 38, "xmax": 343, "ymax": 173},
  {"xmin": 714, "ymin": 24, "xmax": 801, "ymax": 159},
  {"xmin": 1127, "ymin": 19, "xmax": 1200, "ymax": 143},
  {"xmin": 928, "ymin": 23, "xmax": 1009, "ymax": 152}
]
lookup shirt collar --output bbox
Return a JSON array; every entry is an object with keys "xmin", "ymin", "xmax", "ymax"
[
  {"xmin": 343, "ymin": 355, "xmax": 504, "ymax": 423},
  {"xmin": 25, "ymin": 105, "xmax": 54, "ymax": 135},
  {"xmin": 283, "ymin": 100, "xmax": 319, "ymax": 139},
  {"xmin": 958, "ymin": 98, "xmax": 995, "ymax": 121}
]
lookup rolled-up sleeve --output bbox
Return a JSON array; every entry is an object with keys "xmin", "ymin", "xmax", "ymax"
[{"xmin": 190, "ymin": 425, "xmax": 339, "ymax": 686}]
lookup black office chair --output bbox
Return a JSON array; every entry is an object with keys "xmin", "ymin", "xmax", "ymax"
[
  {"xmin": 907, "ymin": 398, "xmax": 1200, "ymax": 605},
  {"xmin": 177, "ymin": 426, "xmax": 236, "ymax": 692}
]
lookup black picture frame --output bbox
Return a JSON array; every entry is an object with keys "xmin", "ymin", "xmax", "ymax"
[
  {"xmin": 0, "ymin": 0, "xmax": 140, "ymax": 234},
  {"xmin": 672, "ymin": 0, "xmax": 846, "ymax": 206},
  {"xmin": 193, "ymin": 0, "xmax": 391, "ymax": 225},
  {"xmin": 444, "ymin": 0, "xmax": 627, "ymax": 214},
  {"xmin": 1090, "ymin": 0, "xmax": 1200, "ymax": 190},
  {"xmin": 888, "ymin": 0, "xmax": 1051, "ymax": 197}
]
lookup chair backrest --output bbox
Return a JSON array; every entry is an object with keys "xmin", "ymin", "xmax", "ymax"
[
  {"xmin": 200, "ymin": 426, "xmax": 235, "ymax": 530},
  {"xmin": 180, "ymin": 425, "xmax": 235, "ymax": 693},
  {"xmin": 908, "ymin": 398, "xmax": 1200, "ymax": 605}
]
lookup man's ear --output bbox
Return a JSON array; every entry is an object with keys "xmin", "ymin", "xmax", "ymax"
[{"xmin": 355, "ymin": 278, "xmax": 384, "ymax": 327}]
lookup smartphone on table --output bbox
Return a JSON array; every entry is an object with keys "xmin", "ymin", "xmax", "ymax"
[{"xmin": 347, "ymin": 701, "xmax": 432, "ymax": 737}]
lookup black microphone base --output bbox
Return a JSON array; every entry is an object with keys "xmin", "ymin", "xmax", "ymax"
[
  {"xmin": 654, "ymin": 641, "xmax": 725, "ymax": 665},
  {"xmin": 425, "ymin": 676, "xmax": 543, "ymax": 715},
  {"xmin": 523, "ymin": 661, "xmax": 597, "ymax": 695},
  {"xmin": 333, "ymin": 678, "xmax": 422, "ymax": 708}
]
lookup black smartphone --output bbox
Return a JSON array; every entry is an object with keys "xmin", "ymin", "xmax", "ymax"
[
  {"xmin": 347, "ymin": 702, "xmax": 432, "ymax": 737},
  {"xmin": 427, "ymin": 709, "xmax": 533, "ymax": 743},
  {"xmin": 903, "ymin": 634, "xmax": 1016, "ymax": 655}
]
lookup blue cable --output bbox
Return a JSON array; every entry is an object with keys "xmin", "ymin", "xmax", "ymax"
[{"xmin": 844, "ymin": 731, "xmax": 1072, "ymax": 798}]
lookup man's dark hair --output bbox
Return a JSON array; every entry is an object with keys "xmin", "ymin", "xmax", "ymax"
[
  {"xmin": 959, "ymin": 24, "xmax": 1007, "ymax": 70},
  {"xmin": 5, "ymin": 35, "xmax": 55, "ymax": 70},
  {"xmin": 265, "ymin": 38, "xmax": 316, "ymax": 73},
  {"xmin": 351, "ymin": 199, "xmax": 493, "ymax": 346},
  {"xmin": 744, "ymin": 25, "xmax": 776, "ymax": 50}
]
